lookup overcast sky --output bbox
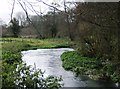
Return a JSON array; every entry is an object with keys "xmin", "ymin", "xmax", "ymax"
[
  {"xmin": 0, "ymin": 0, "xmax": 78, "ymax": 24},
  {"xmin": 0, "ymin": 0, "xmax": 119, "ymax": 24}
]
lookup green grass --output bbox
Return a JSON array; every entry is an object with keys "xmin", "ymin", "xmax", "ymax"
[
  {"xmin": 2, "ymin": 37, "xmax": 73, "ymax": 64},
  {"xmin": 2, "ymin": 38, "xmax": 72, "ymax": 49}
]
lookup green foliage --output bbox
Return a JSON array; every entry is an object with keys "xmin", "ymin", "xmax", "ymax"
[
  {"xmin": 2, "ymin": 38, "xmax": 71, "ymax": 88},
  {"xmin": 2, "ymin": 42, "xmax": 30, "ymax": 53},
  {"xmin": 111, "ymin": 72, "xmax": 120, "ymax": 83},
  {"xmin": 61, "ymin": 51, "xmax": 120, "ymax": 82},
  {"xmin": 2, "ymin": 62, "xmax": 62, "ymax": 88},
  {"xmin": 74, "ymin": 2, "xmax": 119, "ymax": 83},
  {"xmin": 61, "ymin": 51, "xmax": 102, "ymax": 76},
  {"xmin": 2, "ymin": 51, "xmax": 21, "ymax": 64}
]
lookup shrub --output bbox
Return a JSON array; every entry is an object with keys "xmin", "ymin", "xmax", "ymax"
[{"xmin": 2, "ymin": 63, "xmax": 62, "ymax": 89}]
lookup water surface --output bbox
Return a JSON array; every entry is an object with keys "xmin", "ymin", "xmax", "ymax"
[{"xmin": 22, "ymin": 48, "xmax": 115, "ymax": 87}]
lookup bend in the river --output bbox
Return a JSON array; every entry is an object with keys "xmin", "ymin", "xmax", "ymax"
[{"xmin": 22, "ymin": 48, "xmax": 115, "ymax": 87}]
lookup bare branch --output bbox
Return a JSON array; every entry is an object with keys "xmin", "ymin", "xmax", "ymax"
[
  {"xmin": 17, "ymin": 0, "xmax": 42, "ymax": 38},
  {"xmin": 35, "ymin": 0, "xmax": 63, "ymax": 12},
  {"xmin": 25, "ymin": 0, "xmax": 42, "ymax": 17},
  {"xmin": 11, "ymin": 0, "xmax": 16, "ymax": 21}
]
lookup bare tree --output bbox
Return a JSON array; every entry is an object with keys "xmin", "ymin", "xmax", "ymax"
[
  {"xmin": 64, "ymin": 0, "xmax": 74, "ymax": 40},
  {"xmin": 9, "ymin": 0, "xmax": 82, "ymax": 40}
]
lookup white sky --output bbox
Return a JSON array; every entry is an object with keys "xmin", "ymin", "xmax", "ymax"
[
  {"xmin": 0, "ymin": 0, "xmax": 78, "ymax": 24},
  {"xmin": 0, "ymin": 0, "xmax": 11, "ymax": 24},
  {"xmin": 0, "ymin": 0, "xmax": 119, "ymax": 24}
]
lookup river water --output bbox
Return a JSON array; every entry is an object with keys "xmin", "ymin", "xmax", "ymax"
[{"xmin": 21, "ymin": 48, "xmax": 115, "ymax": 87}]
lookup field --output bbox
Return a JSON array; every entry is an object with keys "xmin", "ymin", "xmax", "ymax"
[{"xmin": 1, "ymin": 38, "xmax": 72, "ymax": 50}]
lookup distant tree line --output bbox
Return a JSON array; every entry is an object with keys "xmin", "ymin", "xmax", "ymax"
[
  {"xmin": 5, "ymin": 2, "xmax": 119, "ymax": 61},
  {"xmin": 2, "ymin": 2, "xmax": 119, "ymax": 83}
]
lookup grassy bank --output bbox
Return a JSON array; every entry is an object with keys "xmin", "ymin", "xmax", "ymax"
[
  {"xmin": 61, "ymin": 51, "xmax": 103, "ymax": 79},
  {"xmin": 2, "ymin": 37, "xmax": 72, "ymax": 88},
  {"xmin": 61, "ymin": 51, "xmax": 120, "ymax": 84},
  {"xmin": 2, "ymin": 38, "xmax": 72, "ymax": 49},
  {"xmin": 2, "ymin": 38, "xmax": 72, "ymax": 65}
]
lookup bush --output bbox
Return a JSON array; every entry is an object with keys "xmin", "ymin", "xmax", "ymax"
[
  {"xmin": 61, "ymin": 51, "xmax": 102, "ymax": 76},
  {"xmin": 2, "ymin": 51, "xmax": 21, "ymax": 64},
  {"xmin": 2, "ymin": 63, "xmax": 62, "ymax": 89}
]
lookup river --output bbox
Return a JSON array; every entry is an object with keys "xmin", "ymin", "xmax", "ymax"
[{"xmin": 21, "ymin": 48, "xmax": 115, "ymax": 88}]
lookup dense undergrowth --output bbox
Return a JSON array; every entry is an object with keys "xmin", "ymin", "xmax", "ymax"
[
  {"xmin": 1, "ymin": 38, "xmax": 72, "ymax": 88},
  {"xmin": 61, "ymin": 51, "xmax": 120, "ymax": 85}
]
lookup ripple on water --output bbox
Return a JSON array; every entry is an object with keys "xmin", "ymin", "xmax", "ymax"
[{"xmin": 22, "ymin": 48, "xmax": 115, "ymax": 87}]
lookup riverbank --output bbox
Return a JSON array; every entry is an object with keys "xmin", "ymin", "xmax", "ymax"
[
  {"xmin": 61, "ymin": 51, "xmax": 120, "ymax": 87},
  {"xmin": 2, "ymin": 37, "xmax": 120, "ymax": 88},
  {"xmin": 1, "ymin": 37, "xmax": 72, "ymax": 49},
  {"xmin": 61, "ymin": 51, "xmax": 104, "ymax": 79},
  {"xmin": 2, "ymin": 37, "xmax": 73, "ymax": 88}
]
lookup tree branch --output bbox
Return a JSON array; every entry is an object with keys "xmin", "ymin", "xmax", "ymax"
[
  {"xmin": 11, "ymin": 0, "xmax": 16, "ymax": 21},
  {"xmin": 17, "ymin": 0, "xmax": 42, "ymax": 38}
]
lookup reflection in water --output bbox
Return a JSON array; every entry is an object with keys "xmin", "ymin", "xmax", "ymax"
[{"xmin": 22, "ymin": 48, "xmax": 115, "ymax": 87}]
